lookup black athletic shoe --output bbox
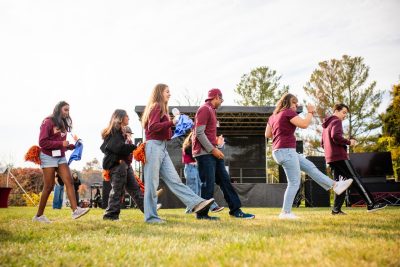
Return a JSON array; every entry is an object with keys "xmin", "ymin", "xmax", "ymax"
[
  {"xmin": 196, "ymin": 214, "xmax": 220, "ymax": 220},
  {"xmin": 229, "ymin": 209, "xmax": 255, "ymax": 219},
  {"xmin": 103, "ymin": 216, "xmax": 120, "ymax": 221},
  {"xmin": 367, "ymin": 203, "xmax": 387, "ymax": 212},
  {"xmin": 331, "ymin": 210, "xmax": 347, "ymax": 215}
]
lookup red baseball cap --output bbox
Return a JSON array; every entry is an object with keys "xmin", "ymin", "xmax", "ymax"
[{"xmin": 205, "ymin": 88, "xmax": 223, "ymax": 102}]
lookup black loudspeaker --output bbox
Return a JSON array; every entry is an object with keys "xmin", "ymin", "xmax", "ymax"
[
  {"xmin": 304, "ymin": 156, "xmax": 330, "ymax": 207},
  {"xmin": 102, "ymin": 180, "xmax": 111, "ymax": 209},
  {"xmin": 278, "ymin": 141, "xmax": 304, "ymax": 183}
]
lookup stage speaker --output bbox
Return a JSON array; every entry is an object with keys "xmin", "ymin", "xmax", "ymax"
[
  {"xmin": 304, "ymin": 179, "xmax": 330, "ymax": 207},
  {"xmin": 278, "ymin": 141, "xmax": 305, "ymax": 183},
  {"xmin": 304, "ymin": 156, "xmax": 330, "ymax": 207},
  {"xmin": 102, "ymin": 180, "xmax": 111, "ymax": 209}
]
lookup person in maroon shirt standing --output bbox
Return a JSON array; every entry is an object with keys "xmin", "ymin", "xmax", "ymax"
[
  {"xmin": 141, "ymin": 83, "xmax": 214, "ymax": 223},
  {"xmin": 322, "ymin": 103, "xmax": 387, "ymax": 214},
  {"xmin": 193, "ymin": 88, "xmax": 255, "ymax": 220},
  {"xmin": 265, "ymin": 94, "xmax": 353, "ymax": 219},
  {"xmin": 33, "ymin": 101, "xmax": 90, "ymax": 223}
]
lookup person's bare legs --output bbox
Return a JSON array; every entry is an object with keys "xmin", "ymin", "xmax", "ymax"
[
  {"xmin": 57, "ymin": 163, "xmax": 78, "ymax": 211},
  {"xmin": 36, "ymin": 167, "xmax": 56, "ymax": 217}
]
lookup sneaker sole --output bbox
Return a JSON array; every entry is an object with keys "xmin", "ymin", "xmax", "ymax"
[
  {"xmin": 367, "ymin": 205, "xmax": 387, "ymax": 213},
  {"xmin": 72, "ymin": 208, "xmax": 90, "ymax": 220},
  {"xmin": 32, "ymin": 219, "xmax": 51, "ymax": 223},
  {"xmin": 193, "ymin": 198, "xmax": 214, "ymax": 213},
  {"xmin": 278, "ymin": 217, "xmax": 299, "ymax": 220},
  {"xmin": 231, "ymin": 215, "xmax": 255, "ymax": 220},
  {"xmin": 210, "ymin": 207, "xmax": 225, "ymax": 213}
]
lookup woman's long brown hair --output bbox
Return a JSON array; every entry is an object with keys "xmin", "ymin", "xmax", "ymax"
[
  {"xmin": 141, "ymin": 83, "xmax": 170, "ymax": 127},
  {"xmin": 273, "ymin": 93, "xmax": 298, "ymax": 115},
  {"xmin": 101, "ymin": 109, "xmax": 127, "ymax": 140}
]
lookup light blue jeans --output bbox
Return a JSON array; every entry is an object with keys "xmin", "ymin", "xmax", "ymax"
[
  {"xmin": 184, "ymin": 163, "xmax": 218, "ymax": 212},
  {"xmin": 272, "ymin": 148, "xmax": 334, "ymax": 213},
  {"xmin": 144, "ymin": 140, "xmax": 205, "ymax": 223}
]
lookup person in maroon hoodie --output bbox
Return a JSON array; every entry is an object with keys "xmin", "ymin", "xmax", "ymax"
[
  {"xmin": 33, "ymin": 101, "xmax": 90, "ymax": 223},
  {"xmin": 322, "ymin": 103, "xmax": 387, "ymax": 214},
  {"xmin": 141, "ymin": 83, "xmax": 214, "ymax": 223}
]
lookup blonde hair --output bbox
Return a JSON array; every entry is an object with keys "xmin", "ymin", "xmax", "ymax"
[
  {"xmin": 141, "ymin": 83, "xmax": 170, "ymax": 127},
  {"xmin": 182, "ymin": 131, "xmax": 193, "ymax": 151},
  {"xmin": 273, "ymin": 93, "xmax": 298, "ymax": 115},
  {"xmin": 101, "ymin": 109, "xmax": 127, "ymax": 139}
]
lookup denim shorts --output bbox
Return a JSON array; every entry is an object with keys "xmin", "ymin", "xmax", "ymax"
[{"xmin": 40, "ymin": 152, "xmax": 67, "ymax": 168}]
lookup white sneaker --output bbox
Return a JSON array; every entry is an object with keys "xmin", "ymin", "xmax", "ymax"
[
  {"xmin": 156, "ymin": 203, "xmax": 162, "ymax": 210},
  {"xmin": 32, "ymin": 215, "xmax": 51, "ymax": 223},
  {"xmin": 333, "ymin": 176, "xmax": 353, "ymax": 195},
  {"xmin": 278, "ymin": 212, "xmax": 299, "ymax": 220},
  {"xmin": 72, "ymin": 207, "xmax": 90, "ymax": 219}
]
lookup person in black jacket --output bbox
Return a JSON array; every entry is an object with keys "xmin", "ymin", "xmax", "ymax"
[
  {"xmin": 72, "ymin": 171, "xmax": 81, "ymax": 206},
  {"xmin": 100, "ymin": 109, "xmax": 144, "ymax": 221}
]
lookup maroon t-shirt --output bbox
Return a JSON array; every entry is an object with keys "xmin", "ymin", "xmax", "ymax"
[
  {"xmin": 192, "ymin": 101, "xmax": 217, "ymax": 156},
  {"xmin": 267, "ymin": 109, "xmax": 298, "ymax": 150},
  {"xmin": 144, "ymin": 103, "xmax": 174, "ymax": 141}
]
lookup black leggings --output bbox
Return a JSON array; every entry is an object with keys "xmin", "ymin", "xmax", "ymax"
[{"xmin": 329, "ymin": 160, "xmax": 375, "ymax": 211}]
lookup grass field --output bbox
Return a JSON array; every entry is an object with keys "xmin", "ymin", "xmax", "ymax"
[{"xmin": 0, "ymin": 206, "xmax": 399, "ymax": 267}]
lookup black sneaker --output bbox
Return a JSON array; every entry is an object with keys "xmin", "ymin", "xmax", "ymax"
[
  {"xmin": 331, "ymin": 210, "xmax": 347, "ymax": 215},
  {"xmin": 229, "ymin": 209, "xmax": 255, "ymax": 219},
  {"xmin": 196, "ymin": 214, "xmax": 220, "ymax": 220},
  {"xmin": 103, "ymin": 216, "xmax": 120, "ymax": 221},
  {"xmin": 367, "ymin": 203, "xmax": 387, "ymax": 212}
]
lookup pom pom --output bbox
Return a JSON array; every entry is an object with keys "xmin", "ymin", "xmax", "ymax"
[
  {"xmin": 24, "ymin": 145, "xmax": 41, "ymax": 165},
  {"xmin": 134, "ymin": 173, "xmax": 145, "ymax": 193},
  {"xmin": 102, "ymin": 170, "xmax": 110, "ymax": 181},
  {"xmin": 133, "ymin": 143, "xmax": 146, "ymax": 164}
]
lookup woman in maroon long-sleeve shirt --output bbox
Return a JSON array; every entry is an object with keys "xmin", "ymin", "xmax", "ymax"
[{"xmin": 33, "ymin": 101, "xmax": 89, "ymax": 223}]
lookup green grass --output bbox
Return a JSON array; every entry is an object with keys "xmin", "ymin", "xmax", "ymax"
[{"xmin": 1, "ymin": 207, "xmax": 399, "ymax": 267}]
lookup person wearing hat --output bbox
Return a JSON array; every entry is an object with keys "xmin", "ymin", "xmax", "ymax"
[{"xmin": 193, "ymin": 88, "xmax": 255, "ymax": 220}]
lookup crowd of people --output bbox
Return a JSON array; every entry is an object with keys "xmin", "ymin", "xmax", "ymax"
[{"xmin": 32, "ymin": 85, "xmax": 386, "ymax": 223}]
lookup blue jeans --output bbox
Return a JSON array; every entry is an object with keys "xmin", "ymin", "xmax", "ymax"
[
  {"xmin": 184, "ymin": 163, "xmax": 218, "ymax": 212},
  {"xmin": 272, "ymin": 148, "xmax": 334, "ymax": 213},
  {"xmin": 53, "ymin": 184, "xmax": 64, "ymax": 209},
  {"xmin": 184, "ymin": 164, "xmax": 201, "ymax": 195},
  {"xmin": 196, "ymin": 154, "xmax": 241, "ymax": 215},
  {"xmin": 144, "ymin": 140, "xmax": 205, "ymax": 222}
]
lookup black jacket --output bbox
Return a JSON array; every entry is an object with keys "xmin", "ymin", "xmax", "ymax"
[{"xmin": 100, "ymin": 129, "xmax": 136, "ymax": 170}]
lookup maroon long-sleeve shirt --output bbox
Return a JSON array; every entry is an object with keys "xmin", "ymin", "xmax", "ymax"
[
  {"xmin": 144, "ymin": 103, "xmax": 174, "ymax": 141},
  {"xmin": 321, "ymin": 115, "xmax": 350, "ymax": 163},
  {"xmin": 39, "ymin": 117, "xmax": 74, "ymax": 157}
]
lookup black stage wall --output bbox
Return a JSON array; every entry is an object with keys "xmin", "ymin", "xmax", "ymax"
[
  {"xmin": 157, "ymin": 180, "xmax": 287, "ymax": 208},
  {"xmin": 167, "ymin": 135, "xmax": 266, "ymax": 183}
]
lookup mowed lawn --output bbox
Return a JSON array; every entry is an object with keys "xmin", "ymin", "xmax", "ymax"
[{"xmin": 0, "ymin": 206, "xmax": 399, "ymax": 267}]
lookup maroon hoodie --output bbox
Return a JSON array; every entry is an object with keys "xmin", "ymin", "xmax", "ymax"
[
  {"xmin": 321, "ymin": 115, "xmax": 350, "ymax": 163},
  {"xmin": 39, "ymin": 117, "xmax": 74, "ymax": 157}
]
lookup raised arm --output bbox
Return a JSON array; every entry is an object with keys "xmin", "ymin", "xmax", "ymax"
[{"xmin": 289, "ymin": 104, "xmax": 315, "ymax": 129}]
